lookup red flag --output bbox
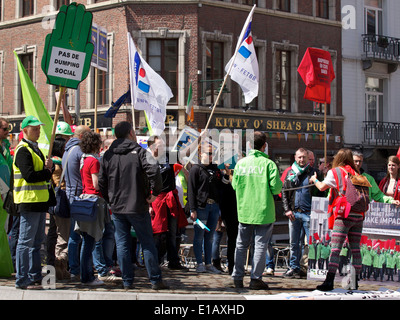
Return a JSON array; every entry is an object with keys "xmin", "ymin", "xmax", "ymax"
[
  {"xmin": 297, "ymin": 48, "xmax": 335, "ymax": 104},
  {"xmin": 390, "ymin": 238, "xmax": 396, "ymax": 250},
  {"xmin": 325, "ymin": 233, "xmax": 330, "ymax": 242},
  {"xmin": 173, "ymin": 163, "xmax": 183, "ymax": 176},
  {"xmin": 360, "ymin": 235, "xmax": 368, "ymax": 245},
  {"xmin": 313, "ymin": 232, "xmax": 320, "ymax": 241},
  {"xmin": 397, "ymin": 146, "xmax": 400, "ymax": 160}
]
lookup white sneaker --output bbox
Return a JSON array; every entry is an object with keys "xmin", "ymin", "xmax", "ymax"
[
  {"xmin": 196, "ymin": 263, "xmax": 207, "ymax": 273},
  {"xmin": 205, "ymin": 264, "xmax": 222, "ymax": 274},
  {"xmin": 265, "ymin": 268, "xmax": 274, "ymax": 276},
  {"xmin": 85, "ymin": 278, "xmax": 104, "ymax": 286},
  {"xmin": 98, "ymin": 272, "xmax": 121, "ymax": 282}
]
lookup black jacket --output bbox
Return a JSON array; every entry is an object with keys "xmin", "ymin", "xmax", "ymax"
[
  {"xmin": 281, "ymin": 166, "xmax": 318, "ymax": 213},
  {"xmin": 187, "ymin": 163, "xmax": 221, "ymax": 211},
  {"xmin": 99, "ymin": 138, "xmax": 162, "ymax": 215}
]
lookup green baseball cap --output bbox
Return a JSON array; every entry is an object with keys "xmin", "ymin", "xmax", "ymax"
[
  {"xmin": 56, "ymin": 121, "xmax": 73, "ymax": 136},
  {"xmin": 21, "ymin": 115, "xmax": 44, "ymax": 129}
]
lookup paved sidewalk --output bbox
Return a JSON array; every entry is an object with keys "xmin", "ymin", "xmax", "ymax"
[{"xmin": 1, "ymin": 266, "xmax": 399, "ymax": 300}]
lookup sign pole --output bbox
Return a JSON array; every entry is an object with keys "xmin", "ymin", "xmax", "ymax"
[
  {"xmin": 48, "ymin": 86, "xmax": 66, "ymax": 157},
  {"xmin": 94, "ymin": 68, "xmax": 98, "ymax": 132}
]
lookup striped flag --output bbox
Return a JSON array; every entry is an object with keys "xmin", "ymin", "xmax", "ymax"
[
  {"xmin": 225, "ymin": 5, "xmax": 259, "ymax": 104},
  {"xmin": 186, "ymin": 82, "xmax": 194, "ymax": 122},
  {"xmin": 127, "ymin": 32, "xmax": 173, "ymax": 135}
]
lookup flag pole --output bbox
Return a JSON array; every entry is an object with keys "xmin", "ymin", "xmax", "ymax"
[
  {"xmin": 324, "ymin": 102, "xmax": 327, "ymax": 167},
  {"xmin": 48, "ymin": 86, "xmax": 66, "ymax": 158}
]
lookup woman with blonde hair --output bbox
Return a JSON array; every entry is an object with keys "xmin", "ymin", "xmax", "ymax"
[
  {"xmin": 310, "ymin": 148, "xmax": 367, "ymax": 291},
  {"xmin": 379, "ymin": 155, "xmax": 400, "ymax": 201}
]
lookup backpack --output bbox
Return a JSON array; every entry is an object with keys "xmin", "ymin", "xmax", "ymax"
[{"xmin": 332, "ymin": 168, "xmax": 371, "ymax": 214}]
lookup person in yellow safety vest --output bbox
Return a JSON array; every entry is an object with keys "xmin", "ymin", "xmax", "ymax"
[{"xmin": 14, "ymin": 115, "xmax": 54, "ymax": 289}]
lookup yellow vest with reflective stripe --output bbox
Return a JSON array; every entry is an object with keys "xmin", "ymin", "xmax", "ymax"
[{"xmin": 13, "ymin": 141, "xmax": 49, "ymax": 204}]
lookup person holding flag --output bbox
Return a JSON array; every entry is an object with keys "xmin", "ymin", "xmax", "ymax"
[{"xmin": 14, "ymin": 116, "xmax": 54, "ymax": 289}]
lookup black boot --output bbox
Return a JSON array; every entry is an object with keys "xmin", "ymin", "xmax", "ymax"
[{"xmin": 316, "ymin": 272, "xmax": 335, "ymax": 291}]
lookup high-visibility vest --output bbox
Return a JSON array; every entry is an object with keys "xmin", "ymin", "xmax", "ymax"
[
  {"xmin": 13, "ymin": 141, "xmax": 49, "ymax": 204},
  {"xmin": 177, "ymin": 171, "xmax": 188, "ymax": 206}
]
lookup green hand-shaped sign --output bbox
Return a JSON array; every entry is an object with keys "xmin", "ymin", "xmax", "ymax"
[{"xmin": 41, "ymin": 3, "xmax": 94, "ymax": 89}]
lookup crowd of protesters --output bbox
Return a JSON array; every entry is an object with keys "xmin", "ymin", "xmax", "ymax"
[{"xmin": 1, "ymin": 116, "xmax": 400, "ymax": 292}]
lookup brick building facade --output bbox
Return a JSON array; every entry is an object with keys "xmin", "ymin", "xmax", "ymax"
[{"xmin": 0, "ymin": 0, "xmax": 343, "ymax": 171}]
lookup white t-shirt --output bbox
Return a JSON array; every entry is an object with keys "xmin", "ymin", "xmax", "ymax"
[{"xmin": 322, "ymin": 169, "xmax": 340, "ymax": 189}]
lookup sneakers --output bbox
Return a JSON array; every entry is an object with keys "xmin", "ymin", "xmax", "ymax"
[
  {"xmin": 196, "ymin": 263, "xmax": 207, "ymax": 273},
  {"xmin": 264, "ymin": 267, "xmax": 274, "ymax": 276},
  {"xmin": 196, "ymin": 263, "xmax": 222, "ymax": 274},
  {"xmin": 98, "ymin": 272, "xmax": 122, "ymax": 282},
  {"xmin": 283, "ymin": 268, "xmax": 301, "ymax": 279},
  {"xmin": 85, "ymin": 278, "xmax": 104, "ymax": 286},
  {"xmin": 205, "ymin": 264, "xmax": 222, "ymax": 274}
]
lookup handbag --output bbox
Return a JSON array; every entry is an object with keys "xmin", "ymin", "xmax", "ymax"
[
  {"xmin": 70, "ymin": 195, "xmax": 98, "ymax": 222},
  {"xmin": 3, "ymin": 169, "xmax": 18, "ymax": 216},
  {"xmin": 3, "ymin": 189, "xmax": 18, "ymax": 216},
  {"xmin": 50, "ymin": 146, "xmax": 78, "ymax": 218}
]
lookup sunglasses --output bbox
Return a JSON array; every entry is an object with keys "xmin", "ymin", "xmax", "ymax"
[{"xmin": 1, "ymin": 127, "xmax": 9, "ymax": 131}]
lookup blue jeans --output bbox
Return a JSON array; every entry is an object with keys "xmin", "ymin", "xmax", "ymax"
[
  {"xmin": 112, "ymin": 213, "xmax": 162, "ymax": 287},
  {"xmin": 212, "ymin": 230, "xmax": 224, "ymax": 260},
  {"xmin": 68, "ymin": 219, "xmax": 81, "ymax": 276},
  {"xmin": 93, "ymin": 221, "xmax": 115, "ymax": 276},
  {"xmin": 15, "ymin": 211, "xmax": 46, "ymax": 288},
  {"xmin": 232, "ymin": 223, "xmax": 274, "ymax": 280},
  {"xmin": 80, "ymin": 232, "xmax": 96, "ymax": 283},
  {"xmin": 193, "ymin": 203, "xmax": 220, "ymax": 265},
  {"xmin": 288, "ymin": 211, "xmax": 310, "ymax": 270},
  {"xmin": 265, "ymin": 240, "xmax": 275, "ymax": 269}
]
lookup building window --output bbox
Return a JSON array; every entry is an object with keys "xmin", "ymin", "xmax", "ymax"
[
  {"xmin": 278, "ymin": 0, "xmax": 290, "ymax": 12},
  {"xmin": 364, "ymin": 0, "xmax": 383, "ymax": 35},
  {"xmin": 18, "ymin": 53, "xmax": 34, "ymax": 113},
  {"xmin": 274, "ymin": 50, "xmax": 291, "ymax": 112},
  {"xmin": 365, "ymin": 77, "xmax": 383, "ymax": 122},
  {"xmin": 94, "ymin": 41, "xmax": 110, "ymax": 107},
  {"xmin": 22, "ymin": 0, "xmax": 34, "ymax": 17},
  {"xmin": 316, "ymin": 0, "xmax": 329, "ymax": 19},
  {"xmin": 147, "ymin": 39, "xmax": 178, "ymax": 104},
  {"xmin": 204, "ymin": 41, "xmax": 224, "ymax": 107},
  {"xmin": 56, "ymin": 0, "xmax": 70, "ymax": 10}
]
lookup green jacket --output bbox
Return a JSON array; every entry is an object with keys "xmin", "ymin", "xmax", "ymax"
[
  {"xmin": 363, "ymin": 172, "xmax": 394, "ymax": 204},
  {"xmin": 0, "ymin": 139, "xmax": 12, "ymax": 187},
  {"xmin": 361, "ymin": 246, "xmax": 373, "ymax": 266},
  {"xmin": 308, "ymin": 244, "xmax": 316, "ymax": 259},
  {"xmin": 372, "ymin": 251, "xmax": 385, "ymax": 268},
  {"xmin": 386, "ymin": 253, "xmax": 396, "ymax": 269},
  {"xmin": 320, "ymin": 245, "xmax": 331, "ymax": 259},
  {"xmin": 232, "ymin": 149, "xmax": 282, "ymax": 225}
]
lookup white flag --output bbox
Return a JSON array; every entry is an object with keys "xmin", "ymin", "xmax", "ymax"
[
  {"xmin": 225, "ymin": 5, "xmax": 259, "ymax": 104},
  {"xmin": 127, "ymin": 32, "xmax": 173, "ymax": 135}
]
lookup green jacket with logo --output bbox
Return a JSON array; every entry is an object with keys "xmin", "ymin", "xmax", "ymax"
[{"xmin": 232, "ymin": 150, "xmax": 282, "ymax": 225}]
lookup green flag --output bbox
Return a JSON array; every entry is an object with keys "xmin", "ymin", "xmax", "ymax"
[{"xmin": 14, "ymin": 51, "xmax": 53, "ymax": 157}]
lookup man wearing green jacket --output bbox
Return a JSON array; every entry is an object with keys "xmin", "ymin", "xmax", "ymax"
[
  {"xmin": 353, "ymin": 152, "xmax": 400, "ymax": 205},
  {"xmin": 230, "ymin": 131, "xmax": 282, "ymax": 290}
]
